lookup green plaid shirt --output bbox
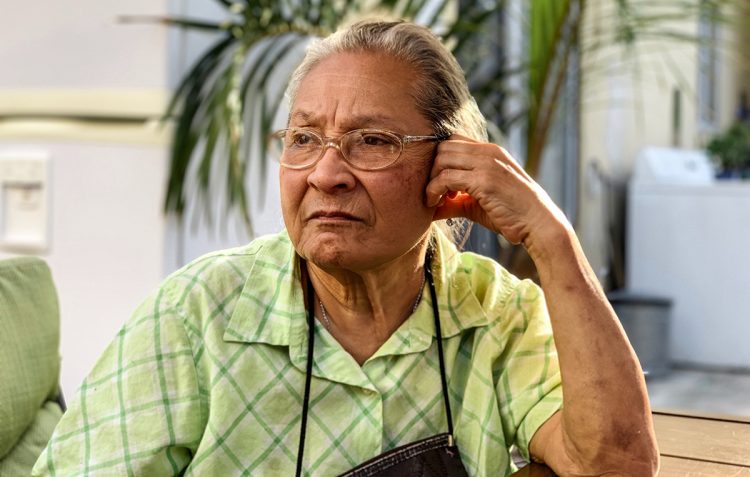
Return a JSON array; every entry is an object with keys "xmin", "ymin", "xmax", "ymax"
[{"xmin": 33, "ymin": 229, "xmax": 562, "ymax": 477}]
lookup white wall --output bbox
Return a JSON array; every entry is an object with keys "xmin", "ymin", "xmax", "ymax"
[
  {"xmin": 0, "ymin": 0, "xmax": 173, "ymax": 398},
  {"xmin": 165, "ymin": 159, "xmax": 285, "ymax": 273},
  {"xmin": 0, "ymin": 0, "xmax": 169, "ymax": 89},
  {"xmin": 627, "ymin": 182, "xmax": 750, "ymax": 368},
  {"xmin": 0, "ymin": 0, "xmax": 287, "ymax": 398},
  {"xmin": 0, "ymin": 141, "xmax": 168, "ymax": 398},
  {"xmin": 577, "ymin": 1, "xmax": 749, "ymax": 277}
]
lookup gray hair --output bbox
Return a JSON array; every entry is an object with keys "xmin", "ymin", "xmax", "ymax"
[{"xmin": 286, "ymin": 20, "xmax": 488, "ymax": 142}]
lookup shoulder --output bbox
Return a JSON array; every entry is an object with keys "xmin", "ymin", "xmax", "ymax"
[
  {"xmin": 431, "ymin": 227, "xmax": 547, "ymax": 340},
  {"xmin": 439, "ymin": 237, "xmax": 531, "ymax": 316},
  {"xmin": 142, "ymin": 231, "xmax": 295, "ymax": 329},
  {"xmin": 455, "ymin": 250, "xmax": 521, "ymax": 300},
  {"xmin": 162, "ymin": 231, "xmax": 291, "ymax": 298},
  {"xmin": 443, "ymin": 246, "xmax": 549, "ymax": 339}
]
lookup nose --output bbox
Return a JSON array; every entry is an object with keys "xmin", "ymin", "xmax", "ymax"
[
  {"xmin": 306, "ymin": 142, "xmax": 356, "ymax": 192},
  {"xmin": 322, "ymin": 139, "xmax": 343, "ymax": 156}
]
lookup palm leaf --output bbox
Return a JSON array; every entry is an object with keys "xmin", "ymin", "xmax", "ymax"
[
  {"xmin": 165, "ymin": 35, "xmax": 234, "ymax": 216},
  {"xmin": 240, "ymin": 33, "xmax": 310, "ymax": 206},
  {"xmin": 525, "ymin": 0, "xmax": 579, "ymax": 177},
  {"xmin": 118, "ymin": 15, "xmax": 226, "ymax": 31},
  {"xmin": 153, "ymin": 0, "xmax": 748, "ymax": 236}
]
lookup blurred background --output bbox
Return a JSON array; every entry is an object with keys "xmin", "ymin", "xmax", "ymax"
[{"xmin": 1, "ymin": 0, "xmax": 748, "ymax": 416}]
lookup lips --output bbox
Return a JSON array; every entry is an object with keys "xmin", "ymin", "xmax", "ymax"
[{"xmin": 307, "ymin": 210, "xmax": 362, "ymax": 221}]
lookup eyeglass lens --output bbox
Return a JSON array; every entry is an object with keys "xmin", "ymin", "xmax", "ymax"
[{"xmin": 276, "ymin": 129, "xmax": 402, "ymax": 169}]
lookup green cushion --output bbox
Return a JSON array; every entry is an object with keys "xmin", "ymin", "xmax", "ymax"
[
  {"xmin": 0, "ymin": 257, "xmax": 61, "ymax": 459},
  {"xmin": 0, "ymin": 401, "xmax": 62, "ymax": 476}
]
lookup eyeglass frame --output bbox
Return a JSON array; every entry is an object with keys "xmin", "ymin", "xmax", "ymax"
[{"xmin": 270, "ymin": 127, "xmax": 449, "ymax": 171}]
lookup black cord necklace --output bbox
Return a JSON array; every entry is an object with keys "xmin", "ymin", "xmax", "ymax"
[{"xmin": 295, "ymin": 249, "xmax": 464, "ymax": 477}]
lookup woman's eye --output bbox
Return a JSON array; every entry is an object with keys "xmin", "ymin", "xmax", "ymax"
[
  {"xmin": 290, "ymin": 132, "xmax": 314, "ymax": 146},
  {"xmin": 361, "ymin": 134, "xmax": 392, "ymax": 146}
]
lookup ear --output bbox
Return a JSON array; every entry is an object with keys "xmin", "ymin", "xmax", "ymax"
[{"xmin": 432, "ymin": 192, "xmax": 470, "ymax": 221}]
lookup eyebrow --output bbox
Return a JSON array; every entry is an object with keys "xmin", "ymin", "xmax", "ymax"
[{"xmin": 288, "ymin": 110, "xmax": 403, "ymax": 132}]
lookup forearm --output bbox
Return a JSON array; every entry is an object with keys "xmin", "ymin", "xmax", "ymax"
[{"xmin": 526, "ymin": 224, "xmax": 658, "ymax": 473}]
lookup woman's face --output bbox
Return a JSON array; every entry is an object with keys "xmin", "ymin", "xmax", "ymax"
[{"xmin": 280, "ymin": 52, "xmax": 437, "ymax": 272}]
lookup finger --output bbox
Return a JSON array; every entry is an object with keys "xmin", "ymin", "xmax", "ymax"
[
  {"xmin": 434, "ymin": 141, "xmax": 525, "ymax": 180},
  {"xmin": 433, "ymin": 192, "xmax": 473, "ymax": 220},
  {"xmin": 440, "ymin": 138, "xmax": 527, "ymax": 175},
  {"xmin": 447, "ymin": 133, "xmax": 478, "ymax": 143},
  {"xmin": 429, "ymin": 152, "xmax": 484, "ymax": 180},
  {"xmin": 425, "ymin": 168, "xmax": 475, "ymax": 207},
  {"xmin": 437, "ymin": 139, "xmax": 499, "ymax": 156},
  {"xmin": 431, "ymin": 141, "xmax": 508, "ymax": 182},
  {"xmin": 496, "ymin": 146, "xmax": 532, "ymax": 181}
]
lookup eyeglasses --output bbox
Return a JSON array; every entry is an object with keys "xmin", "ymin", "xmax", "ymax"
[{"xmin": 270, "ymin": 127, "xmax": 447, "ymax": 171}]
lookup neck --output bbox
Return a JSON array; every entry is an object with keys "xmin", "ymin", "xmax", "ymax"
[{"xmin": 307, "ymin": 238, "xmax": 430, "ymax": 352}]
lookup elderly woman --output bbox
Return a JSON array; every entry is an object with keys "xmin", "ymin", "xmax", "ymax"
[{"xmin": 35, "ymin": 20, "xmax": 658, "ymax": 477}]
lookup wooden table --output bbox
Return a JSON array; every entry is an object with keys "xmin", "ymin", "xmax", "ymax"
[
  {"xmin": 653, "ymin": 409, "xmax": 750, "ymax": 476},
  {"xmin": 509, "ymin": 410, "xmax": 750, "ymax": 476}
]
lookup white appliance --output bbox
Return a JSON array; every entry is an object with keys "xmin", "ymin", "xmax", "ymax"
[{"xmin": 627, "ymin": 147, "xmax": 750, "ymax": 369}]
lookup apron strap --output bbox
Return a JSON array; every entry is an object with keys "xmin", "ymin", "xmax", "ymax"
[
  {"xmin": 424, "ymin": 249, "xmax": 455, "ymax": 439},
  {"xmin": 295, "ymin": 249, "xmax": 455, "ymax": 476},
  {"xmin": 296, "ymin": 259, "xmax": 316, "ymax": 477}
]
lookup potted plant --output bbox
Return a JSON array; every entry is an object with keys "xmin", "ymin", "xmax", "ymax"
[{"xmin": 707, "ymin": 122, "xmax": 750, "ymax": 179}]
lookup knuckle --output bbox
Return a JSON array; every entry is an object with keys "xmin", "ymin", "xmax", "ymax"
[
  {"xmin": 494, "ymin": 158, "xmax": 515, "ymax": 176},
  {"xmin": 436, "ymin": 141, "xmax": 453, "ymax": 154},
  {"xmin": 437, "ymin": 168, "xmax": 454, "ymax": 181},
  {"xmin": 490, "ymin": 143, "xmax": 505, "ymax": 156}
]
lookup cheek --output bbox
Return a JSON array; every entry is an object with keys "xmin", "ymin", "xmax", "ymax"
[
  {"xmin": 279, "ymin": 170, "xmax": 307, "ymax": 223},
  {"xmin": 398, "ymin": 156, "xmax": 433, "ymax": 202},
  {"xmin": 376, "ymin": 163, "xmax": 432, "ymax": 219}
]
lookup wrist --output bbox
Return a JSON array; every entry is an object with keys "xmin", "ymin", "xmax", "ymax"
[
  {"xmin": 523, "ymin": 219, "xmax": 576, "ymax": 267},
  {"xmin": 524, "ymin": 223, "xmax": 603, "ymax": 296}
]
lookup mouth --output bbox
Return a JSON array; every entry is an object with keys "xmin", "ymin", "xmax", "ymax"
[{"xmin": 308, "ymin": 210, "xmax": 362, "ymax": 222}]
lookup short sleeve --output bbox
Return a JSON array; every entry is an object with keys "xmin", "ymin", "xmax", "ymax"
[
  {"xmin": 32, "ymin": 287, "xmax": 206, "ymax": 476},
  {"xmin": 492, "ymin": 279, "xmax": 563, "ymax": 461}
]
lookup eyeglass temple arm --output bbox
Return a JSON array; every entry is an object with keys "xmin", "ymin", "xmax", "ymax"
[{"xmin": 403, "ymin": 133, "xmax": 451, "ymax": 144}]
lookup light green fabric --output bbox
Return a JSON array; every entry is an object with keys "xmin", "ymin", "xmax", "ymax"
[
  {"xmin": 0, "ymin": 257, "xmax": 61, "ymax": 459},
  {"xmin": 0, "ymin": 401, "xmax": 62, "ymax": 476},
  {"xmin": 35, "ymin": 229, "xmax": 562, "ymax": 477}
]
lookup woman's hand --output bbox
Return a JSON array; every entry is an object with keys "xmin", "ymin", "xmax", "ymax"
[{"xmin": 425, "ymin": 134, "xmax": 571, "ymax": 251}]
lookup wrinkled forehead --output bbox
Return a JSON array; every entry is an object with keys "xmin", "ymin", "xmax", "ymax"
[
  {"xmin": 288, "ymin": 110, "xmax": 408, "ymax": 132},
  {"xmin": 288, "ymin": 52, "xmax": 430, "ymax": 133}
]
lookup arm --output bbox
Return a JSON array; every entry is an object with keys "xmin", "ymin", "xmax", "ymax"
[
  {"xmin": 526, "ymin": 225, "xmax": 658, "ymax": 475},
  {"xmin": 32, "ymin": 289, "xmax": 205, "ymax": 476},
  {"xmin": 426, "ymin": 136, "xmax": 659, "ymax": 476}
]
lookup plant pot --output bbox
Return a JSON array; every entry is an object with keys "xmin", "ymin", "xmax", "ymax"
[{"xmin": 607, "ymin": 290, "xmax": 672, "ymax": 379}]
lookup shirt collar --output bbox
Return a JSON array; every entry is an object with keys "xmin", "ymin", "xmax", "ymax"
[
  {"xmin": 223, "ymin": 230, "xmax": 305, "ymax": 347},
  {"xmin": 398, "ymin": 227, "xmax": 490, "ymax": 340},
  {"xmin": 224, "ymin": 227, "xmax": 489, "ymax": 364}
]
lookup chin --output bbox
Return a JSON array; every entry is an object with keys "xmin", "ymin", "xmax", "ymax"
[
  {"xmin": 307, "ymin": 248, "xmax": 374, "ymax": 273},
  {"xmin": 302, "ymin": 237, "xmax": 402, "ymax": 273},
  {"xmin": 292, "ymin": 226, "xmax": 429, "ymax": 272},
  {"xmin": 297, "ymin": 234, "xmax": 358, "ymax": 268}
]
